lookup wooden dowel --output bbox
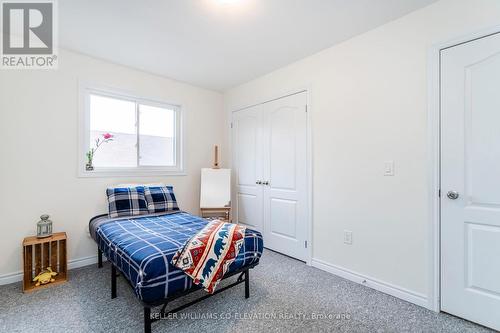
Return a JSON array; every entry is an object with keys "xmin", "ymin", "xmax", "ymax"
[
  {"xmin": 24, "ymin": 245, "xmax": 33, "ymax": 290},
  {"xmin": 42, "ymin": 242, "xmax": 49, "ymax": 269},
  {"xmin": 60, "ymin": 239, "xmax": 67, "ymax": 275},
  {"xmin": 213, "ymin": 145, "xmax": 220, "ymax": 169},
  {"xmin": 34, "ymin": 244, "xmax": 41, "ymax": 276},
  {"xmin": 50, "ymin": 241, "xmax": 58, "ymax": 270}
]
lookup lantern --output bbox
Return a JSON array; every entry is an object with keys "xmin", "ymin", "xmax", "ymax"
[{"xmin": 37, "ymin": 214, "xmax": 53, "ymax": 238}]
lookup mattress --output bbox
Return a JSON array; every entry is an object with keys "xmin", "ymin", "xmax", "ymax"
[{"xmin": 89, "ymin": 212, "xmax": 263, "ymax": 303}]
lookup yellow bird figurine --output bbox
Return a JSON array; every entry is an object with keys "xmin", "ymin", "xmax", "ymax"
[{"xmin": 33, "ymin": 267, "xmax": 58, "ymax": 286}]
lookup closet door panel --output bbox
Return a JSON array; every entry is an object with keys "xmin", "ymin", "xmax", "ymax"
[
  {"xmin": 262, "ymin": 92, "xmax": 308, "ymax": 261},
  {"xmin": 232, "ymin": 106, "xmax": 263, "ymax": 230},
  {"xmin": 269, "ymin": 106, "xmax": 297, "ymax": 190}
]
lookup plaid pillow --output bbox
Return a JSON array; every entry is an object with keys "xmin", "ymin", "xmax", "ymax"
[
  {"xmin": 144, "ymin": 186, "xmax": 179, "ymax": 213},
  {"xmin": 106, "ymin": 186, "xmax": 149, "ymax": 218}
]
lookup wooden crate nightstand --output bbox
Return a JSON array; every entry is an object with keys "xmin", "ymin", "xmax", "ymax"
[{"xmin": 22, "ymin": 232, "xmax": 67, "ymax": 292}]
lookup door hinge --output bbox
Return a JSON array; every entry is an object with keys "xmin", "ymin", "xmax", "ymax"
[
  {"xmin": 305, "ymin": 105, "xmax": 308, "ymax": 113},
  {"xmin": 438, "ymin": 189, "xmax": 441, "ymax": 197},
  {"xmin": 304, "ymin": 240, "xmax": 308, "ymax": 248},
  {"xmin": 230, "ymin": 122, "xmax": 233, "ymax": 128}
]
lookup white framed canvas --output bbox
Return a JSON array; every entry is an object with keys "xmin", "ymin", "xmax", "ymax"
[{"xmin": 200, "ymin": 168, "xmax": 231, "ymax": 208}]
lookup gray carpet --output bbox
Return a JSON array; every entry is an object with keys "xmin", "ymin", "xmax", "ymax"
[{"xmin": 0, "ymin": 250, "xmax": 492, "ymax": 333}]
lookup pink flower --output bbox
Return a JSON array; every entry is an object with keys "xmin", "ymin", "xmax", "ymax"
[{"xmin": 103, "ymin": 133, "xmax": 113, "ymax": 140}]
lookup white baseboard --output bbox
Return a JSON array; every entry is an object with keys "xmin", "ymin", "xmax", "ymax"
[
  {"xmin": 0, "ymin": 254, "xmax": 104, "ymax": 286},
  {"xmin": 311, "ymin": 258, "xmax": 429, "ymax": 309},
  {"xmin": 1, "ymin": 253, "xmax": 429, "ymax": 310}
]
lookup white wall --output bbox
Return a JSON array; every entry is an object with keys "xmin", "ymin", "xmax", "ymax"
[
  {"xmin": 0, "ymin": 49, "xmax": 224, "ymax": 281},
  {"xmin": 224, "ymin": 0, "xmax": 500, "ymax": 307}
]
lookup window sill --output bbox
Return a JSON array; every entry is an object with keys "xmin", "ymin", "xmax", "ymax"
[{"xmin": 77, "ymin": 168, "xmax": 187, "ymax": 178}]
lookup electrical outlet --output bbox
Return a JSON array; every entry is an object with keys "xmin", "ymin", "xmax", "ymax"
[
  {"xmin": 384, "ymin": 160, "xmax": 395, "ymax": 176},
  {"xmin": 344, "ymin": 230, "xmax": 353, "ymax": 245}
]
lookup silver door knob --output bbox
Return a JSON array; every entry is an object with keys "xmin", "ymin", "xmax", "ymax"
[{"xmin": 447, "ymin": 191, "xmax": 459, "ymax": 200}]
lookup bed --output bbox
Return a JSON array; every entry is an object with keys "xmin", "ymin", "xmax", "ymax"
[{"xmin": 89, "ymin": 211, "xmax": 263, "ymax": 333}]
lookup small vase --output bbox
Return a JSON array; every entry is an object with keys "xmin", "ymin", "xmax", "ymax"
[{"xmin": 86, "ymin": 159, "xmax": 94, "ymax": 171}]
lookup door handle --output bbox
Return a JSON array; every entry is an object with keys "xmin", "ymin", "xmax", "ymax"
[
  {"xmin": 447, "ymin": 191, "xmax": 459, "ymax": 200},
  {"xmin": 262, "ymin": 181, "xmax": 270, "ymax": 186},
  {"xmin": 256, "ymin": 180, "xmax": 262, "ymax": 185}
]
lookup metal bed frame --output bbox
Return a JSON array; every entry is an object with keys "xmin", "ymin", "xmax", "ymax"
[{"xmin": 98, "ymin": 248, "xmax": 257, "ymax": 333}]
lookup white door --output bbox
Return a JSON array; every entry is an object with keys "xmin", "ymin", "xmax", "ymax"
[
  {"xmin": 232, "ymin": 92, "xmax": 308, "ymax": 261},
  {"xmin": 441, "ymin": 32, "xmax": 500, "ymax": 330},
  {"xmin": 262, "ymin": 92, "xmax": 308, "ymax": 261},
  {"xmin": 233, "ymin": 105, "xmax": 264, "ymax": 231}
]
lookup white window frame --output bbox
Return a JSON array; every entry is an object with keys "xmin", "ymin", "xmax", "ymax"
[{"xmin": 78, "ymin": 83, "xmax": 185, "ymax": 177}]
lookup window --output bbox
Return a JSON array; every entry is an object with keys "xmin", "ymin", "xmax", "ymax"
[{"xmin": 79, "ymin": 86, "xmax": 183, "ymax": 176}]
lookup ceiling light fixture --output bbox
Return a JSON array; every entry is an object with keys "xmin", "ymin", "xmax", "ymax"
[{"xmin": 217, "ymin": 0, "xmax": 242, "ymax": 5}]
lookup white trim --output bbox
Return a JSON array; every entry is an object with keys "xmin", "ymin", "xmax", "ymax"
[
  {"xmin": 427, "ymin": 41, "xmax": 441, "ymax": 313},
  {"xmin": 312, "ymin": 258, "xmax": 428, "ymax": 308},
  {"xmin": 77, "ymin": 81, "xmax": 186, "ymax": 178},
  {"xmin": 0, "ymin": 254, "xmax": 105, "ymax": 286},
  {"xmin": 77, "ymin": 169, "xmax": 187, "ymax": 178},
  {"xmin": 230, "ymin": 87, "xmax": 313, "ymax": 265},
  {"xmin": 305, "ymin": 88, "xmax": 314, "ymax": 266},
  {"xmin": 428, "ymin": 24, "xmax": 500, "ymax": 313}
]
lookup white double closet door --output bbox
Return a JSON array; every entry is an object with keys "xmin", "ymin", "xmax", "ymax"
[{"xmin": 232, "ymin": 92, "xmax": 308, "ymax": 261}]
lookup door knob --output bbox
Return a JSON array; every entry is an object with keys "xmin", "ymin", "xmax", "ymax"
[
  {"xmin": 262, "ymin": 181, "xmax": 269, "ymax": 186},
  {"xmin": 447, "ymin": 191, "xmax": 459, "ymax": 200},
  {"xmin": 256, "ymin": 180, "xmax": 262, "ymax": 185}
]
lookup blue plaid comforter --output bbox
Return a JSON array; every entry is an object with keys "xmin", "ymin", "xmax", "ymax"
[{"xmin": 89, "ymin": 212, "xmax": 263, "ymax": 303}]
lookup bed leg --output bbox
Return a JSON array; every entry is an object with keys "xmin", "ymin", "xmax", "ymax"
[
  {"xmin": 144, "ymin": 307, "xmax": 152, "ymax": 333},
  {"xmin": 111, "ymin": 264, "xmax": 117, "ymax": 299},
  {"xmin": 98, "ymin": 248, "xmax": 103, "ymax": 268},
  {"xmin": 245, "ymin": 269, "xmax": 250, "ymax": 299}
]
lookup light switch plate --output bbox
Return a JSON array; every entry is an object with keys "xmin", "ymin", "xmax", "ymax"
[
  {"xmin": 384, "ymin": 160, "xmax": 395, "ymax": 176},
  {"xmin": 344, "ymin": 230, "xmax": 353, "ymax": 245}
]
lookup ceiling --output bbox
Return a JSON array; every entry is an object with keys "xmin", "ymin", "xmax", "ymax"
[{"xmin": 59, "ymin": 0, "xmax": 437, "ymax": 91}]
